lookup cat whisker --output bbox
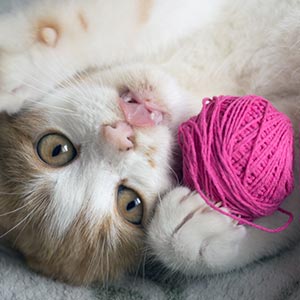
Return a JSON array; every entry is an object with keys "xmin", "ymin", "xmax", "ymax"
[
  {"xmin": 0, "ymin": 60, "xmax": 66, "ymax": 96},
  {"xmin": 0, "ymin": 191, "xmax": 28, "ymax": 195},
  {"xmin": 26, "ymin": 100, "xmax": 81, "ymax": 117},
  {"xmin": 100, "ymin": 235, "xmax": 106, "ymax": 288},
  {"xmin": 54, "ymin": 67, "xmax": 94, "ymax": 99},
  {"xmin": 0, "ymin": 177, "xmax": 40, "ymax": 185},
  {"xmin": 105, "ymin": 241, "xmax": 110, "ymax": 288},
  {"xmin": 132, "ymin": 245, "xmax": 147, "ymax": 283},
  {"xmin": 12, "ymin": 199, "xmax": 46, "ymax": 247},
  {"xmin": 0, "ymin": 205, "xmax": 39, "ymax": 239},
  {"xmin": 156, "ymin": 192, "xmax": 163, "ymax": 205},
  {"xmin": 43, "ymin": 50, "xmax": 97, "ymax": 103},
  {"xmin": 166, "ymin": 165, "xmax": 180, "ymax": 185},
  {"xmin": 2, "ymin": 83, "xmax": 79, "ymax": 116},
  {"xmin": 0, "ymin": 59, "xmax": 87, "ymax": 107},
  {"xmin": 0, "ymin": 200, "xmax": 34, "ymax": 217}
]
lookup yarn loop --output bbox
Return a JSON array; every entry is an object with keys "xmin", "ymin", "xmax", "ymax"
[{"xmin": 178, "ymin": 95, "xmax": 294, "ymax": 232}]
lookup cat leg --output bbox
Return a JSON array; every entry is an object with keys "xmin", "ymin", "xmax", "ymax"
[{"xmin": 148, "ymin": 186, "xmax": 300, "ymax": 275}]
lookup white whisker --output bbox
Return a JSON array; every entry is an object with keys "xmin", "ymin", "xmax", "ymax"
[
  {"xmin": 0, "ymin": 200, "xmax": 34, "ymax": 217},
  {"xmin": 0, "ymin": 206, "xmax": 38, "ymax": 239}
]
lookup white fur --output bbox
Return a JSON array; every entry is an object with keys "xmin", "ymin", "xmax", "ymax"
[{"xmin": 0, "ymin": 0, "xmax": 300, "ymax": 280}]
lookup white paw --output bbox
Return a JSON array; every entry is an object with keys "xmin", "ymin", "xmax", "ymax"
[
  {"xmin": 148, "ymin": 187, "xmax": 247, "ymax": 275},
  {"xmin": 0, "ymin": 42, "xmax": 65, "ymax": 114},
  {"xmin": 0, "ymin": 15, "xmax": 75, "ymax": 114}
]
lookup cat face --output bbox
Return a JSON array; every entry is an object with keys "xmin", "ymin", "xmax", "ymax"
[{"xmin": 0, "ymin": 64, "xmax": 192, "ymax": 284}]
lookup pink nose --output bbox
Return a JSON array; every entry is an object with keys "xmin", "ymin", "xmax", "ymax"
[{"xmin": 103, "ymin": 121, "xmax": 134, "ymax": 151}]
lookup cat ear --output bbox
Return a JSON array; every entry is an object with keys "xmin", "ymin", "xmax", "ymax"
[{"xmin": 119, "ymin": 92, "xmax": 165, "ymax": 127}]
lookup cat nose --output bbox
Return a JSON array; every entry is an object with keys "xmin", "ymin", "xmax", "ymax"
[{"xmin": 103, "ymin": 121, "xmax": 134, "ymax": 151}]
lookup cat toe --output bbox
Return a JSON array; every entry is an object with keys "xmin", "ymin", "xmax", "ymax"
[
  {"xmin": 38, "ymin": 26, "xmax": 59, "ymax": 47},
  {"xmin": 148, "ymin": 188, "xmax": 248, "ymax": 276}
]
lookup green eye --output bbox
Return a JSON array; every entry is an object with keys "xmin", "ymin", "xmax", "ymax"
[
  {"xmin": 117, "ymin": 185, "xmax": 143, "ymax": 225},
  {"xmin": 36, "ymin": 133, "xmax": 77, "ymax": 167}
]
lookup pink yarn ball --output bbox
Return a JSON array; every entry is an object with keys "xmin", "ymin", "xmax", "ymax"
[{"xmin": 178, "ymin": 95, "xmax": 294, "ymax": 232}]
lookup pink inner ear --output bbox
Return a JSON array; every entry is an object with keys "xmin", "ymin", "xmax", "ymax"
[{"xmin": 119, "ymin": 93, "xmax": 164, "ymax": 127}]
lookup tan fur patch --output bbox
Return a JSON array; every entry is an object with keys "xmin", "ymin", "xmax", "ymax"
[
  {"xmin": 147, "ymin": 159, "xmax": 156, "ymax": 168},
  {"xmin": 138, "ymin": 0, "xmax": 153, "ymax": 25},
  {"xmin": 148, "ymin": 146, "xmax": 157, "ymax": 154},
  {"xmin": 78, "ymin": 11, "xmax": 89, "ymax": 32},
  {"xmin": 25, "ymin": 213, "xmax": 144, "ymax": 284},
  {"xmin": 145, "ymin": 146, "xmax": 156, "ymax": 168}
]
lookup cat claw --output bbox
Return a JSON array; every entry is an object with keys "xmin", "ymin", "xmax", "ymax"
[
  {"xmin": 232, "ymin": 219, "xmax": 239, "ymax": 226},
  {"xmin": 232, "ymin": 215, "xmax": 242, "ymax": 226}
]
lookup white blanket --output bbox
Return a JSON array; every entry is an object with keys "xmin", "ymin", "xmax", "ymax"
[{"xmin": 1, "ymin": 241, "xmax": 300, "ymax": 300}]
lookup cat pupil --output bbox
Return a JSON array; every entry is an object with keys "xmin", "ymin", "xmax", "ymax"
[
  {"xmin": 126, "ymin": 198, "xmax": 141, "ymax": 211},
  {"xmin": 52, "ymin": 145, "xmax": 62, "ymax": 157}
]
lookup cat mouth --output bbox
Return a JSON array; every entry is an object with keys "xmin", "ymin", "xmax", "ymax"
[{"xmin": 119, "ymin": 91, "xmax": 168, "ymax": 127}]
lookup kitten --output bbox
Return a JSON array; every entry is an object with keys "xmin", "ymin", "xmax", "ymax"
[
  {"xmin": 0, "ymin": 0, "xmax": 299, "ymax": 285},
  {"xmin": 0, "ymin": 0, "xmax": 224, "ymax": 284}
]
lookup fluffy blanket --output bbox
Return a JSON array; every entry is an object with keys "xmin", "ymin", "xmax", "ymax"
[
  {"xmin": 1, "ymin": 241, "xmax": 300, "ymax": 300},
  {"xmin": 1, "ymin": 1, "xmax": 300, "ymax": 299}
]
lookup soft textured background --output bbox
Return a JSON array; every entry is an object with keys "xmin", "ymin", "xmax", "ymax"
[
  {"xmin": 2, "ymin": 236, "xmax": 300, "ymax": 300},
  {"xmin": 1, "ymin": 1, "xmax": 300, "ymax": 299}
]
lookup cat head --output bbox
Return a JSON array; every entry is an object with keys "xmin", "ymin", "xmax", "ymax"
[{"xmin": 0, "ymin": 64, "xmax": 193, "ymax": 284}]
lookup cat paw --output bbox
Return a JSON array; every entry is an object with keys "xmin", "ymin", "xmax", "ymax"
[
  {"xmin": 0, "ymin": 21, "xmax": 63, "ymax": 113},
  {"xmin": 0, "ymin": 7, "xmax": 85, "ymax": 113},
  {"xmin": 148, "ymin": 187, "xmax": 247, "ymax": 275}
]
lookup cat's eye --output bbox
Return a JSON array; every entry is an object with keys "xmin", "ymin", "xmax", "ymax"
[
  {"xmin": 117, "ymin": 185, "xmax": 143, "ymax": 225},
  {"xmin": 36, "ymin": 133, "xmax": 77, "ymax": 167}
]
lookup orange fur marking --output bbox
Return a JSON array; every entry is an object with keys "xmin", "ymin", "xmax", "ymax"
[
  {"xmin": 37, "ymin": 20, "xmax": 60, "ymax": 47},
  {"xmin": 145, "ymin": 146, "xmax": 156, "ymax": 168},
  {"xmin": 148, "ymin": 159, "xmax": 156, "ymax": 168},
  {"xmin": 139, "ymin": 0, "xmax": 153, "ymax": 24},
  {"xmin": 78, "ymin": 11, "xmax": 89, "ymax": 32}
]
